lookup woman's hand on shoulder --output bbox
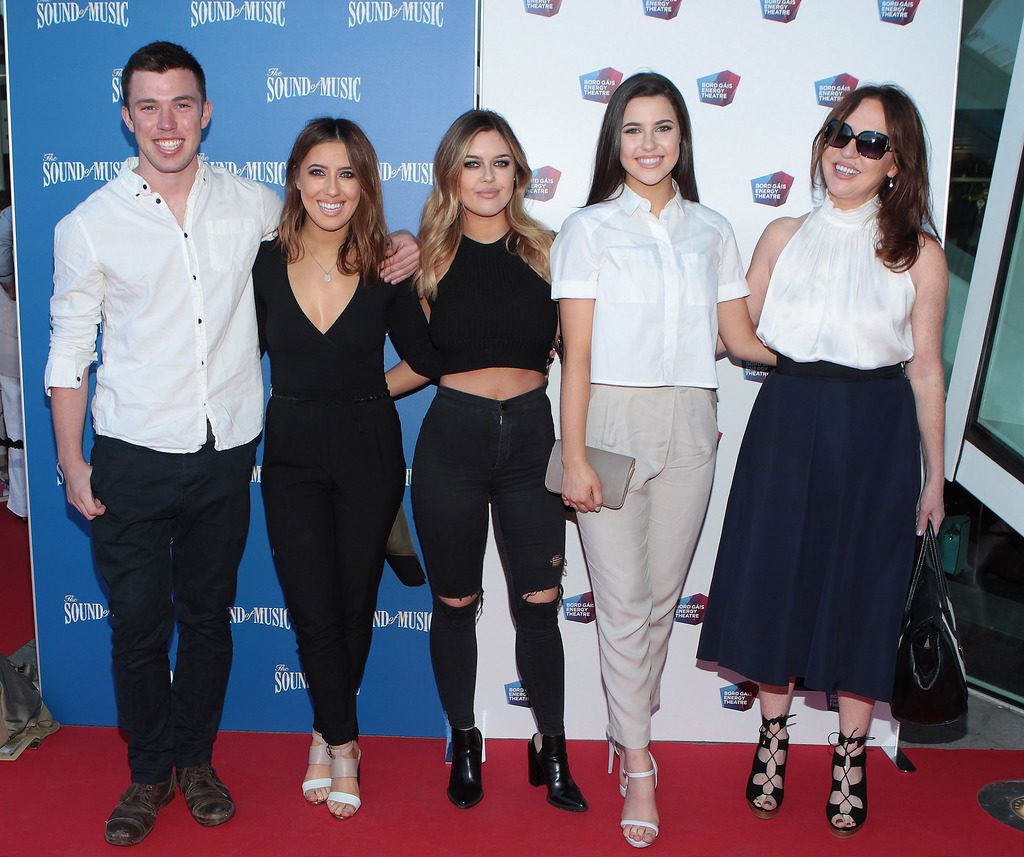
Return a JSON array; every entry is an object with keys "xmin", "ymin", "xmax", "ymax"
[
  {"xmin": 561, "ymin": 459, "xmax": 603, "ymax": 513},
  {"xmin": 381, "ymin": 230, "xmax": 420, "ymax": 283}
]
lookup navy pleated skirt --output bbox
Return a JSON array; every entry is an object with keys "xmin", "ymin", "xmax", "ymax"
[{"xmin": 697, "ymin": 357, "xmax": 920, "ymax": 702}]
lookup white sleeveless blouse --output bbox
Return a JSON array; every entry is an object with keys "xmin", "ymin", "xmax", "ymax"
[{"xmin": 757, "ymin": 195, "xmax": 915, "ymax": 369}]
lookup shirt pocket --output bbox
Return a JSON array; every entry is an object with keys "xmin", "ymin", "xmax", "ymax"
[
  {"xmin": 600, "ymin": 246, "xmax": 662, "ymax": 304},
  {"xmin": 677, "ymin": 251, "xmax": 715, "ymax": 306},
  {"xmin": 204, "ymin": 218, "xmax": 256, "ymax": 272}
]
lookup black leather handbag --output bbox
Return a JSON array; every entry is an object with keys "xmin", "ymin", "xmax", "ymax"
[{"xmin": 891, "ymin": 523, "xmax": 968, "ymax": 725}]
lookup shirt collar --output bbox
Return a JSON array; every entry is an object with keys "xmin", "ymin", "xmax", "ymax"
[
  {"xmin": 614, "ymin": 180, "xmax": 685, "ymax": 217},
  {"xmin": 117, "ymin": 156, "xmax": 208, "ymax": 195}
]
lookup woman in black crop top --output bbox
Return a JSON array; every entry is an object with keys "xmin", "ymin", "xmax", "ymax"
[
  {"xmin": 407, "ymin": 110, "xmax": 587, "ymax": 813},
  {"xmin": 253, "ymin": 118, "xmax": 434, "ymax": 820}
]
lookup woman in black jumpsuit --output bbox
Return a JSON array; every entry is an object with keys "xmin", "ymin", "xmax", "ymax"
[{"xmin": 253, "ymin": 118, "xmax": 434, "ymax": 820}]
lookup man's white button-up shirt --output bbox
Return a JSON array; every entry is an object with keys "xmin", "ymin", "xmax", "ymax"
[{"xmin": 46, "ymin": 158, "xmax": 282, "ymax": 453}]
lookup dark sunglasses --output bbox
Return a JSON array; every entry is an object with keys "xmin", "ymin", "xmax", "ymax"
[{"xmin": 823, "ymin": 119, "xmax": 891, "ymax": 160}]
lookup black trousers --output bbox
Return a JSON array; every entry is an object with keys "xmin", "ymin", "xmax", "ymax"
[
  {"xmin": 411, "ymin": 386, "xmax": 567, "ymax": 735},
  {"xmin": 261, "ymin": 394, "xmax": 405, "ymax": 745},
  {"xmin": 90, "ymin": 433, "xmax": 258, "ymax": 784}
]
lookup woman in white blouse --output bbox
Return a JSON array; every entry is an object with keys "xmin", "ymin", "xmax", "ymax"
[
  {"xmin": 697, "ymin": 85, "xmax": 947, "ymax": 838},
  {"xmin": 552, "ymin": 72, "xmax": 774, "ymax": 849}
]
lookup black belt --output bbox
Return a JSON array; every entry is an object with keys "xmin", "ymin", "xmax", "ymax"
[
  {"xmin": 775, "ymin": 355, "xmax": 904, "ymax": 380},
  {"xmin": 270, "ymin": 388, "xmax": 390, "ymax": 404}
]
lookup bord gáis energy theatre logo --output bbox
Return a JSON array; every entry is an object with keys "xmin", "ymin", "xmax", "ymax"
[
  {"xmin": 697, "ymin": 71, "xmax": 740, "ymax": 107},
  {"xmin": 526, "ymin": 166, "xmax": 561, "ymax": 202},
  {"xmin": 674, "ymin": 594, "xmax": 707, "ymax": 625},
  {"xmin": 523, "ymin": 0, "xmax": 561, "ymax": 16},
  {"xmin": 720, "ymin": 680, "xmax": 759, "ymax": 711},
  {"xmin": 642, "ymin": 0, "xmax": 682, "ymax": 20},
  {"xmin": 751, "ymin": 171, "xmax": 794, "ymax": 207},
  {"xmin": 505, "ymin": 680, "xmax": 531, "ymax": 708},
  {"xmin": 580, "ymin": 68, "xmax": 623, "ymax": 105},
  {"xmin": 562, "ymin": 591, "xmax": 596, "ymax": 624},
  {"xmin": 761, "ymin": 0, "xmax": 801, "ymax": 23},
  {"xmin": 878, "ymin": 0, "xmax": 921, "ymax": 25},
  {"xmin": 815, "ymin": 73, "xmax": 859, "ymax": 108}
]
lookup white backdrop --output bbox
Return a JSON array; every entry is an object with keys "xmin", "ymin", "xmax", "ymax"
[{"xmin": 471, "ymin": 0, "xmax": 962, "ymax": 751}]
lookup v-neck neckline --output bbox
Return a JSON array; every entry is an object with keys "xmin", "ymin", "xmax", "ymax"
[{"xmin": 284, "ymin": 263, "xmax": 360, "ymax": 337}]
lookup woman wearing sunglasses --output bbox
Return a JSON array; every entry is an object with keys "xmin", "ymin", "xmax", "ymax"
[{"xmin": 698, "ymin": 84, "xmax": 947, "ymax": 838}]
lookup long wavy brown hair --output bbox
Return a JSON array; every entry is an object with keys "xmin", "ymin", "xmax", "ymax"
[
  {"xmin": 277, "ymin": 117, "xmax": 389, "ymax": 285},
  {"xmin": 586, "ymin": 72, "xmax": 699, "ymax": 207},
  {"xmin": 811, "ymin": 85, "xmax": 938, "ymax": 272},
  {"xmin": 416, "ymin": 110, "xmax": 552, "ymax": 299}
]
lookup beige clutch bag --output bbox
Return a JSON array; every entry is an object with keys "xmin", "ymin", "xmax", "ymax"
[{"xmin": 544, "ymin": 440, "xmax": 636, "ymax": 510}]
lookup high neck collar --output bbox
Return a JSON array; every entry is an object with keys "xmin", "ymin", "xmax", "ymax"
[{"xmin": 821, "ymin": 193, "xmax": 880, "ymax": 227}]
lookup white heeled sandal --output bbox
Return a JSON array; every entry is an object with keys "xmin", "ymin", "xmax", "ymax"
[
  {"xmin": 620, "ymin": 755, "xmax": 660, "ymax": 849},
  {"xmin": 326, "ymin": 742, "xmax": 362, "ymax": 819},
  {"xmin": 301, "ymin": 731, "xmax": 332, "ymax": 803}
]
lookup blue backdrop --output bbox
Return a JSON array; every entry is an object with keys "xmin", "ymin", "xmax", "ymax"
[{"xmin": 9, "ymin": 0, "xmax": 473, "ymax": 736}]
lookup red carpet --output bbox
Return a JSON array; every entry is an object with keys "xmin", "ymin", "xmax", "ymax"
[
  {"xmin": 0, "ymin": 506, "xmax": 33, "ymax": 655},
  {"xmin": 0, "ymin": 728, "xmax": 1019, "ymax": 856}
]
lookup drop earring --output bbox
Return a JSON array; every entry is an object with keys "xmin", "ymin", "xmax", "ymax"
[{"xmin": 887, "ymin": 175, "xmax": 896, "ymax": 190}]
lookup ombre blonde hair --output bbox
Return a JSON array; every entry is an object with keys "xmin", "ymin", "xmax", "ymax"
[{"xmin": 416, "ymin": 110, "xmax": 552, "ymax": 299}]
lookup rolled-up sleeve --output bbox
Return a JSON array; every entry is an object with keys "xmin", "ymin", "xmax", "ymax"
[
  {"xmin": 716, "ymin": 220, "xmax": 750, "ymax": 303},
  {"xmin": 551, "ymin": 213, "xmax": 600, "ymax": 300},
  {"xmin": 45, "ymin": 213, "xmax": 102, "ymax": 393}
]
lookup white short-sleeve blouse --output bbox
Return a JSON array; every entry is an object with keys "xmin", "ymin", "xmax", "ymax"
[{"xmin": 550, "ymin": 183, "xmax": 748, "ymax": 388}]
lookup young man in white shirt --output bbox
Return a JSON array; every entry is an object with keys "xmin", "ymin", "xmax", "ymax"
[{"xmin": 46, "ymin": 42, "xmax": 417, "ymax": 847}]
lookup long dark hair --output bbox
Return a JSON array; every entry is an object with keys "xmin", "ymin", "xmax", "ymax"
[
  {"xmin": 811, "ymin": 84, "xmax": 937, "ymax": 272},
  {"xmin": 277, "ymin": 117, "xmax": 389, "ymax": 285},
  {"xmin": 586, "ymin": 72, "xmax": 699, "ymax": 206}
]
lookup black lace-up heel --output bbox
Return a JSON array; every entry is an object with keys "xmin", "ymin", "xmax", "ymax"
[
  {"xmin": 746, "ymin": 714, "xmax": 793, "ymax": 819},
  {"xmin": 826, "ymin": 730, "xmax": 870, "ymax": 837}
]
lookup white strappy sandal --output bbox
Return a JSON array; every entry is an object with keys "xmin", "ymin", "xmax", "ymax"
[
  {"xmin": 301, "ymin": 731, "xmax": 332, "ymax": 803},
  {"xmin": 326, "ymin": 742, "xmax": 362, "ymax": 819},
  {"xmin": 620, "ymin": 755, "xmax": 660, "ymax": 849}
]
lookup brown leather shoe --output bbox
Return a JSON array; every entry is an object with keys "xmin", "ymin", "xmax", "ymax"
[
  {"xmin": 177, "ymin": 764, "xmax": 236, "ymax": 827},
  {"xmin": 104, "ymin": 777, "xmax": 175, "ymax": 846}
]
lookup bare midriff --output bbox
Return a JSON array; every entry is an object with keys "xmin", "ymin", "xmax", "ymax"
[{"xmin": 440, "ymin": 367, "xmax": 546, "ymax": 400}]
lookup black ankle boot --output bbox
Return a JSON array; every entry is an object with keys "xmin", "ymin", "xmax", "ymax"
[
  {"xmin": 448, "ymin": 726, "xmax": 483, "ymax": 809},
  {"xmin": 527, "ymin": 733, "xmax": 588, "ymax": 812}
]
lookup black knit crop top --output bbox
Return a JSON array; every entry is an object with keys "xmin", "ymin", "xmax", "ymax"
[{"xmin": 428, "ymin": 234, "xmax": 557, "ymax": 375}]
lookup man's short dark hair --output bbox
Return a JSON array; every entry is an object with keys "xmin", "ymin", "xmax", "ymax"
[{"xmin": 122, "ymin": 41, "xmax": 207, "ymax": 106}]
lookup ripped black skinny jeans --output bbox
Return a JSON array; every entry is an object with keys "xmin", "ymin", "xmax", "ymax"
[{"xmin": 411, "ymin": 386, "xmax": 567, "ymax": 735}]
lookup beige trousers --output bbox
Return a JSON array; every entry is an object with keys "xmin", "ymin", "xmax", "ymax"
[{"xmin": 576, "ymin": 385, "xmax": 717, "ymax": 749}]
